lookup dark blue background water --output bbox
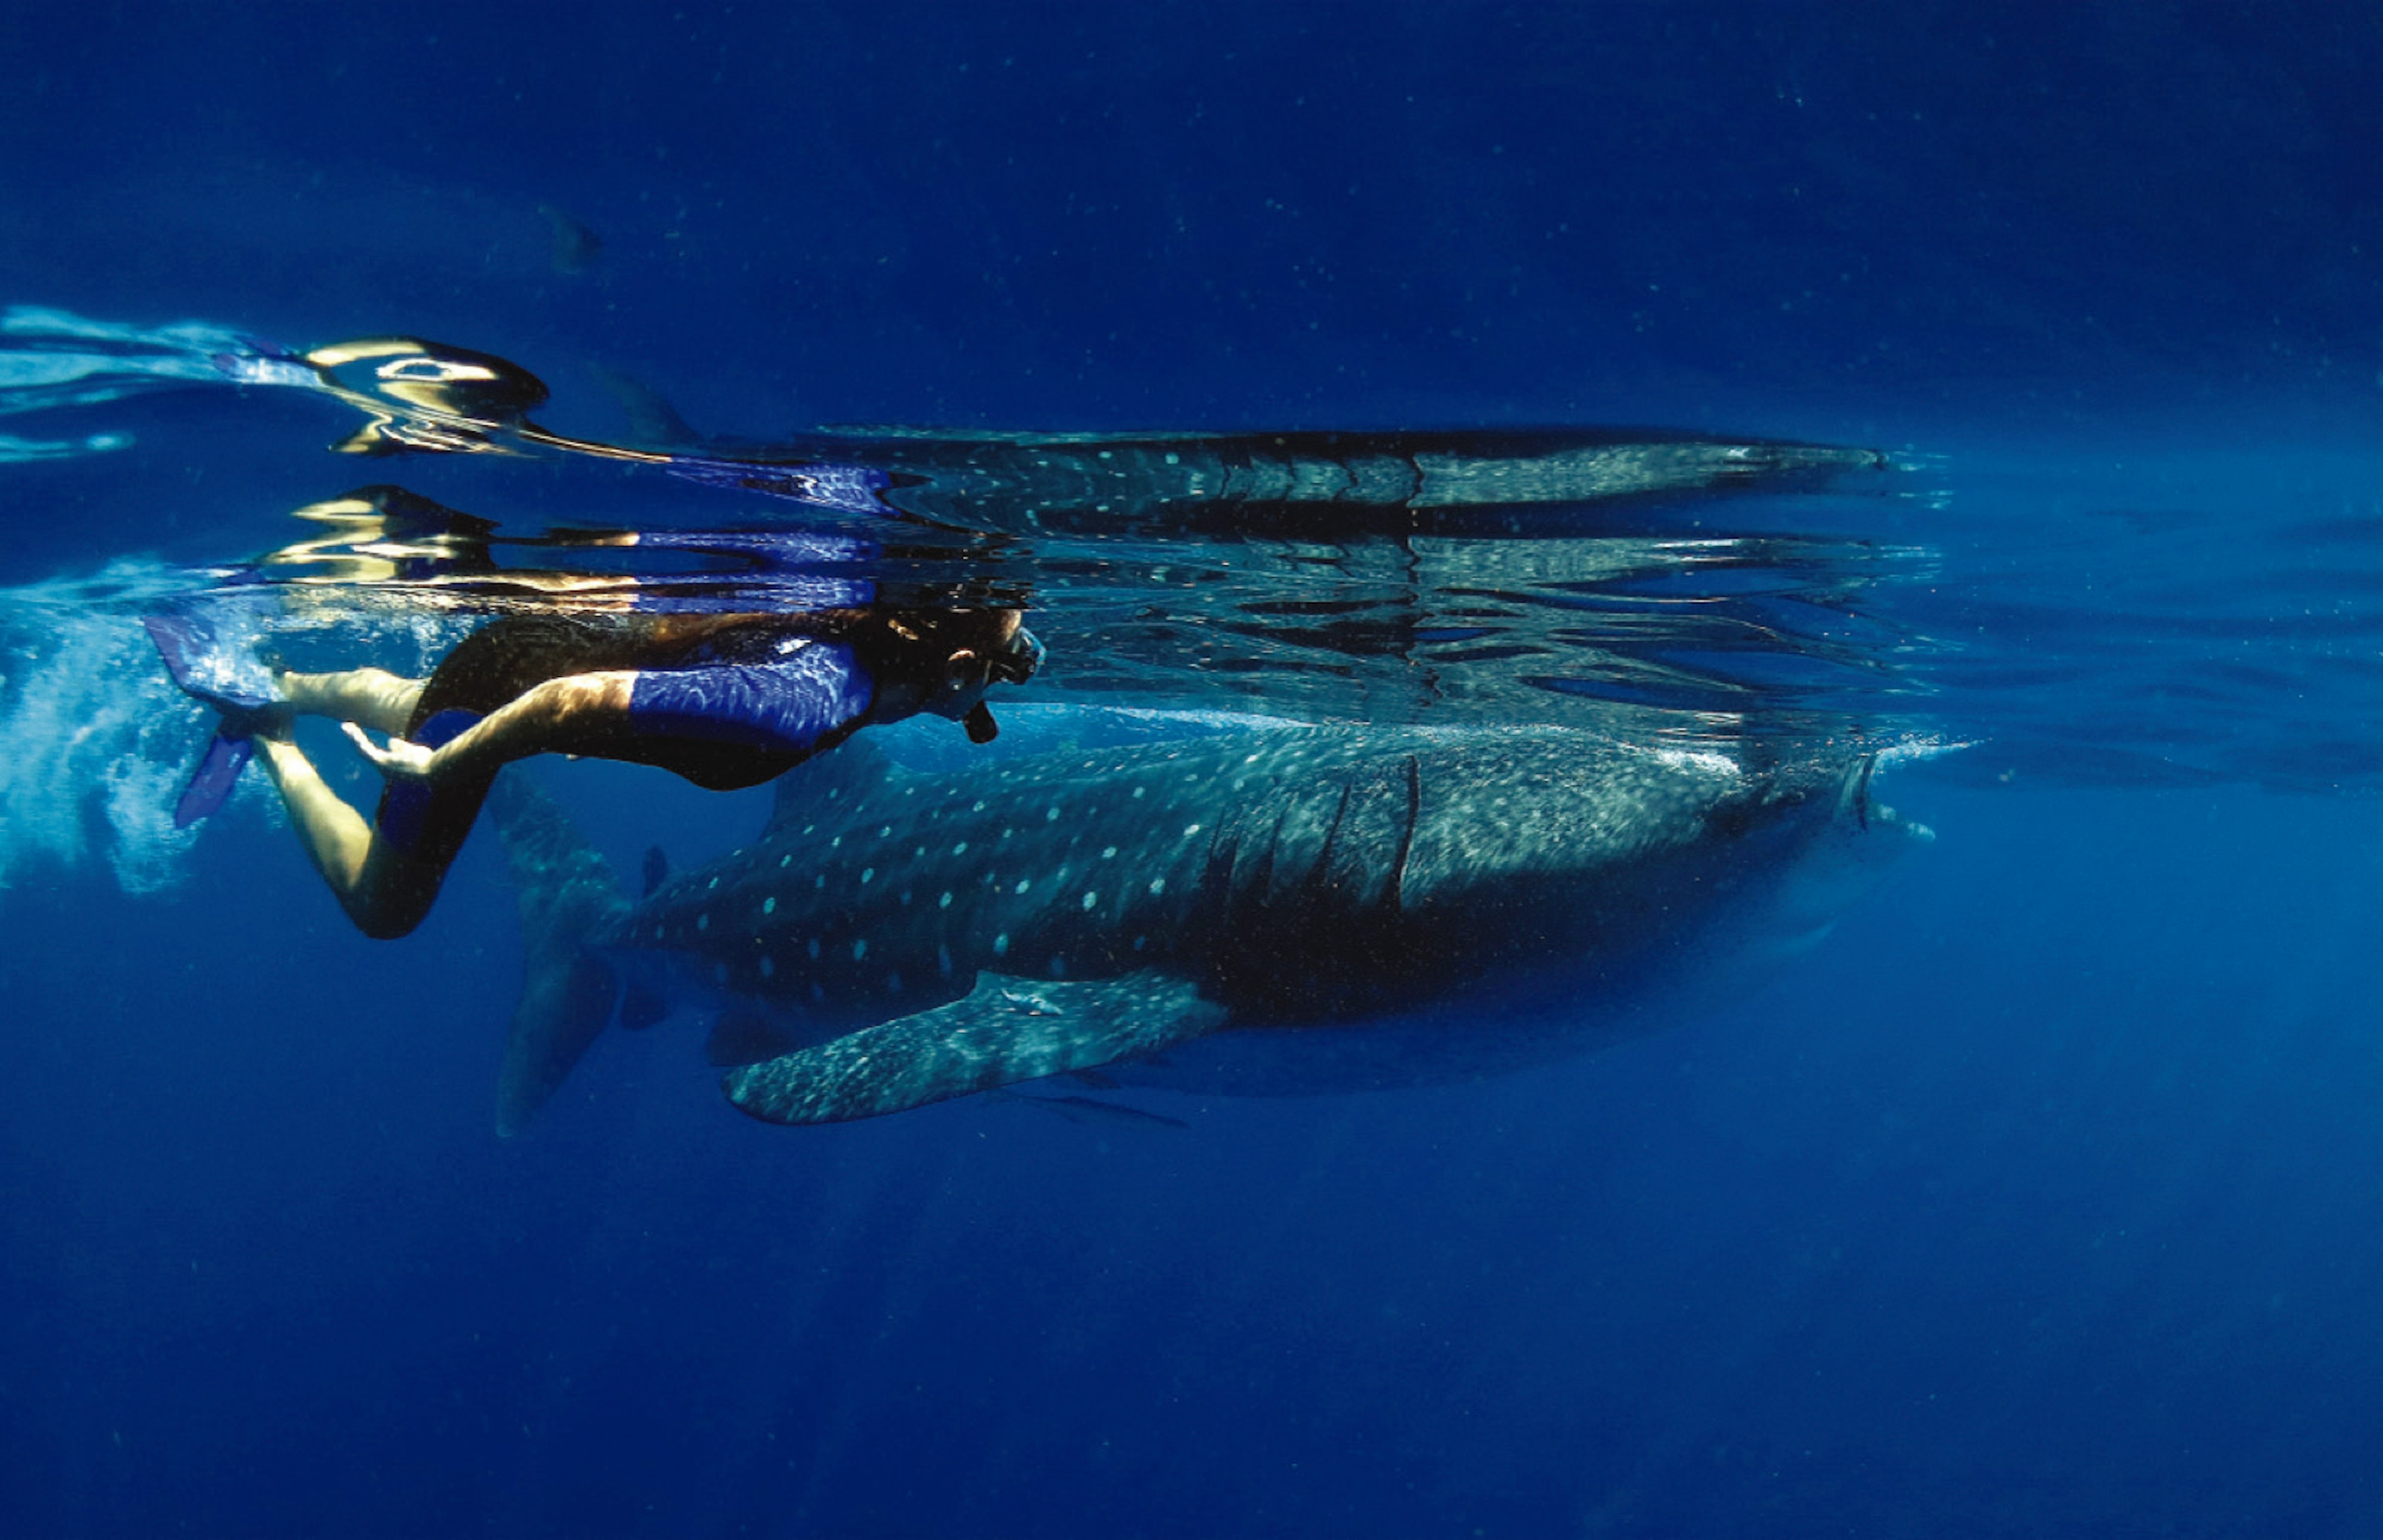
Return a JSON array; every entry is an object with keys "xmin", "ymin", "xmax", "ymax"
[{"xmin": 6, "ymin": 5, "xmax": 2383, "ymax": 1536}]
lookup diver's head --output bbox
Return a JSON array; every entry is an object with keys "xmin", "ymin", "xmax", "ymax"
[
  {"xmin": 869, "ymin": 609, "xmax": 1043, "ymax": 743},
  {"xmin": 933, "ymin": 616, "xmax": 1044, "ymax": 743}
]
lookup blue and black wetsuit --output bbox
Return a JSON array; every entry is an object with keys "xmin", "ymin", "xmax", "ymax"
[
  {"xmin": 354, "ymin": 606, "xmax": 1026, "ymax": 938},
  {"xmin": 406, "ymin": 611, "xmax": 890, "ymax": 789}
]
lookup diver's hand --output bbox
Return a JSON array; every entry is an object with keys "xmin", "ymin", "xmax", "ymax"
[{"xmin": 343, "ymin": 722, "xmax": 438, "ymax": 779}]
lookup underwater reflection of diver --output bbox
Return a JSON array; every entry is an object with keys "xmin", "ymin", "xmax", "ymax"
[
  {"xmin": 0, "ymin": 308, "xmax": 900, "ymax": 516},
  {"xmin": 5, "ymin": 308, "xmax": 1898, "ymax": 537},
  {"xmin": 253, "ymin": 483, "xmax": 898, "ymax": 609},
  {"xmin": 145, "ymin": 534, "xmax": 1043, "ymax": 939}
]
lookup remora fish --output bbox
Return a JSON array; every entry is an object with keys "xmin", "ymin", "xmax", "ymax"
[{"xmin": 490, "ymin": 725, "xmax": 1923, "ymax": 1134}]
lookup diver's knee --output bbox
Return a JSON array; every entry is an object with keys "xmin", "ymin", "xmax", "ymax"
[
  {"xmin": 343, "ymin": 877, "xmax": 439, "ymax": 941},
  {"xmin": 349, "ymin": 902, "xmax": 433, "ymax": 942}
]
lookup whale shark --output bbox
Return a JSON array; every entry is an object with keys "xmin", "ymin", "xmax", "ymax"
[{"xmin": 490, "ymin": 722, "xmax": 1924, "ymax": 1134}]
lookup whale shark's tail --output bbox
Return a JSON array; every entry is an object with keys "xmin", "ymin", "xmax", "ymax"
[
  {"xmin": 483, "ymin": 741, "xmax": 899, "ymax": 1134},
  {"xmin": 487, "ymin": 773, "xmax": 631, "ymax": 1135}
]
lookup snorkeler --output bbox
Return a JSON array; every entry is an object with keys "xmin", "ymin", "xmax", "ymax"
[{"xmin": 146, "ymin": 601, "xmax": 1041, "ymax": 939}]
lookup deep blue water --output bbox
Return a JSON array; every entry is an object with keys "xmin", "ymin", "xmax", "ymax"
[{"xmin": 7, "ymin": 6, "xmax": 2383, "ymax": 1537}]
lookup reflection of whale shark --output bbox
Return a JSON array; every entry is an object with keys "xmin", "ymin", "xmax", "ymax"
[{"xmin": 491, "ymin": 725, "xmax": 1925, "ymax": 1134}]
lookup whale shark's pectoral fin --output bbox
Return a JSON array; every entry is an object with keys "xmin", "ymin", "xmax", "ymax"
[{"xmin": 722, "ymin": 970, "xmax": 1228, "ymax": 1126}]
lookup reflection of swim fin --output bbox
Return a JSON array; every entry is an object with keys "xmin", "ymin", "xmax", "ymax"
[
  {"xmin": 303, "ymin": 338, "xmax": 551, "ymax": 422},
  {"xmin": 141, "ymin": 596, "xmax": 282, "ymax": 714},
  {"xmin": 172, "ymin": 730, "xmax": 256, "ymax": 828}
]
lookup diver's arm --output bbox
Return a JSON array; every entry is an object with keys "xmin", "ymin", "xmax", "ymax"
[{"xmin": 344, "ymin": 670, "xmax": 637, "ymax": 781}]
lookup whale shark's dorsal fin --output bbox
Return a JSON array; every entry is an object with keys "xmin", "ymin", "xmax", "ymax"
[
  {"xmin": 765, "ymin": 734, "xmax": 902, "ymax": 836},
  {"xmin": 722, "ymin": 970, "xmax": 1228, "ymax": 1125}
]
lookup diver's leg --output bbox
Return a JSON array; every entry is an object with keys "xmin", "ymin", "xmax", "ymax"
[
  {"xmin": 277, "ymin": 668, "xmax": 425, "ymax": 735},
  {"xmin": 252, "ymin": 734, "xmax": 374, "ymax": 897},
  {"xmin": 344, "ymin": 766, "xmax": 505, "ymax": 941},
  {"xmin": 251, "ymin": 731, "xmax": 470, "ymax": 939}
]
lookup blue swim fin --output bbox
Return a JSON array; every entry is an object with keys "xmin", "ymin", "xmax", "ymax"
[
  {"xmin": 141, "ymin": 594, "xmax": 282, "ymax": 714},
  {"xmin": 172, "ymin": 730, "xmax": 256, "ymax": 828},
  {"xmin": 145, "ymin": 592, "xmax": 287, "ymax": 827}
]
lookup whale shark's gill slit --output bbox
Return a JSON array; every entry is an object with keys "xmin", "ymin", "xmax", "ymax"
[
  {"xmin": 1846, "ymin": 751, "xmax": 1877, "ymax": 830},
  {"xmin": 1300, "ymin": 779, "xmax": 1359, "ymax": 899},
  {"xmin": 1385, "ymin": 754, "xmax": 1422, "ymax": 915},
  {"xmin": 1238, "ymin": 805, "xmax": 1284, "ymax": 905}
]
